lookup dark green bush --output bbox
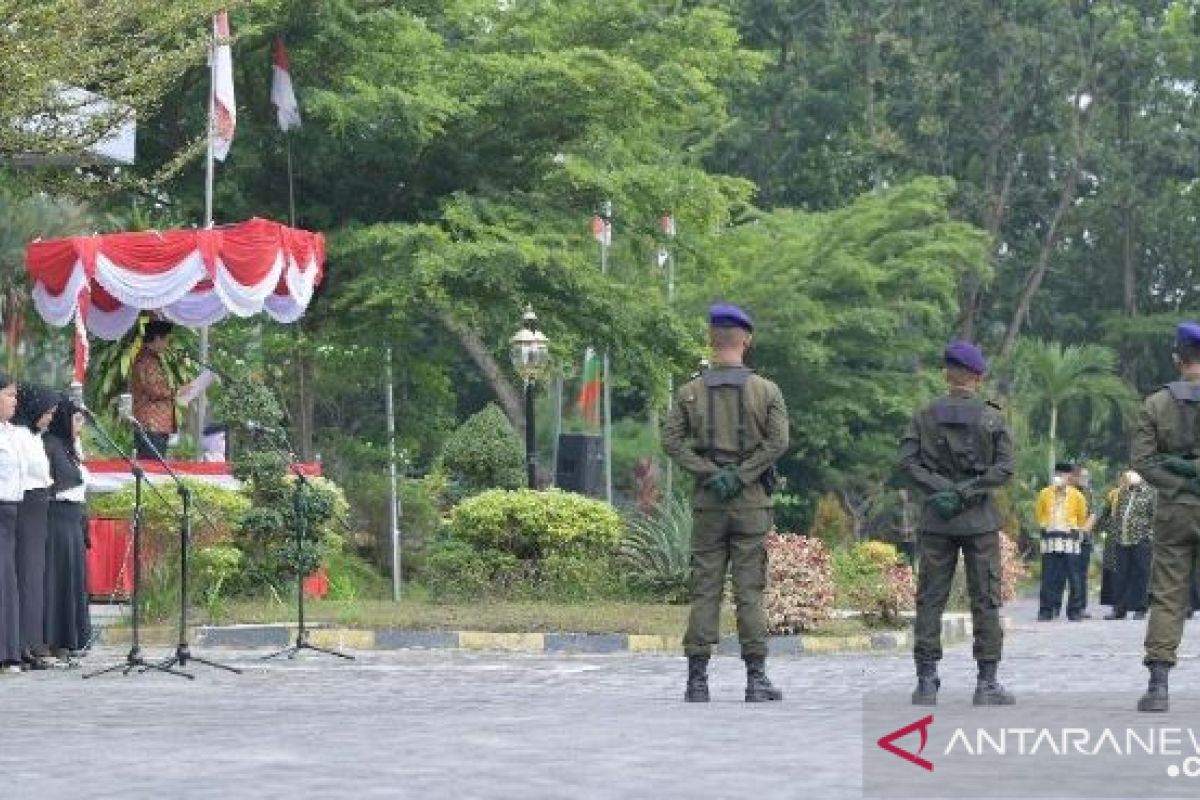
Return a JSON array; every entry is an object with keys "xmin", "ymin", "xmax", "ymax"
[
  {"xmin": 438, "ymin": 403, "xmax": 524, "ymax": 494},
  {"xmin": 421, "ymin": 489, "xmax": 626, "ymax": 601}
]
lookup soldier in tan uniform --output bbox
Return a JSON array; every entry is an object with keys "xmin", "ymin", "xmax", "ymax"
[
  {"xmin": 663, "ymin": 303, "xmax": 789, "ymax": 703},
  {"xmin": 1131, "ymin": 321, "xmax": 1200, "ymax": 713}
]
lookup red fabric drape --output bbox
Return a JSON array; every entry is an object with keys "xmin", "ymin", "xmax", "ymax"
[{"xmin": 26, "ymin": 218, "xmax": 325, "ymax": 298}]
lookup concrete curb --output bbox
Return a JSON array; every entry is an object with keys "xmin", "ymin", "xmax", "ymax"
[{"xmin": 95, "ymin": 613, "xmax": 987, "ymax": 656}]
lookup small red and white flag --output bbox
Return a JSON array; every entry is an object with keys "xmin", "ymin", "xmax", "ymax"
[
  {"xmin": 660, "ymin": 213, "xmax": 676, "ymax": 237},
  {"xmin": 590, "ymin": 215, "xmax": 611, "ymax": 246},
  {"xmin": 73, "ymin": 292, "xmax": 89, "ymax": 385},
  {"xmin": 271, "ymin": 37, "xmax": 302, "ymax": 132},
  {"xmin": 211, "ymin": 11, "xmax": 237, "ymax": 161}
]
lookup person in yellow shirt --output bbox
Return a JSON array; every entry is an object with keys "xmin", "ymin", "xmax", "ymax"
[{"xmin": 1036, "ymin": 462, "xmax": 1090, "ymax": 621}]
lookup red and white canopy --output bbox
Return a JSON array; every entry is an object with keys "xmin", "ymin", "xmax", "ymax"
[{"xmin": 25, "ymin": 217, "xmax": 325, "ymax": 340}]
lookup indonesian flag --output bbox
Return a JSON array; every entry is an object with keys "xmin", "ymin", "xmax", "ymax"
[
  {"xmin": 73, "ymin": 292, "xmax": 89, "ymax": 384},
  {"xmin": 211, "ymin": 11, "xmax": 236, "ymax": 161},
  {"xmin": 271, "ymin": 37, "xmax": 302, "ymax": 132},
  {"xmin": 590, "ymin": 215, "xmax": 611, "ymax": 246},
  {"xmin": 575, "ymin": 347, "xmax": 602, "ymax": 427}
]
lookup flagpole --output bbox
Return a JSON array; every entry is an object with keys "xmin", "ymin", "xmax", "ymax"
[
  {"xmin": 197, "ymin": 27, "xmax": 218, "ymax": 455},
  {"xmin": 599, "ymin": 201, "xmax": 613, "ymax": 505},
  {"xmin": 664, "ymin": 245, "xmax": 674, "ymax": 502},
  {"xmin": 285, "ymin": 134, "xmax": 297, "ymax": 227}
]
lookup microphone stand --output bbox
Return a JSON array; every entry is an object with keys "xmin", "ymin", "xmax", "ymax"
[
  {"xmin": 124, "ymin": 416, "xmax": 241, "ymax": 675},
  {"xmin": 255, "ymin": 426, "xmax": 354, "ymax": 662},
  {"xmin": 82, "ymin": 410, "xmax": 192, "ymax": 680}
]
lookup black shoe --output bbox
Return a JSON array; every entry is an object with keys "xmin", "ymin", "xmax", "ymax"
[
  {"xmin": 744, "ymin": 655, "xmax": 783, "ymax": 703},
  {"xmin": 974, "ymin": 661, "xmax": 1016, "ymax": 706},
  {"xmin": 684, "ymin": 655, "xmax": 710, "ymax": 703},
  {"xmin": 1138, "ymin": 662, "xmax": 1170, "ymax": 713},
  {"xmin": 20, "ymin": 655, "xmax": 52, "ymax": 671},
  {"xmin": 912, "ymin": 661, "xmax": 940, "ymax": 706},
  {"xmin": 1133, "ymin": 611, "xmax": 1147, "ymax": 620},
  {"xmin": 1037, "ymin": 612, "xmax": 1053, "ymax": 622},
  {"xmin": 1104, "ymin": 611, "xmax": 1127, "ymax": 620},
  {"xmin": 1067, "ymin": 614, "xmax": 1083, "ymax": 622}
]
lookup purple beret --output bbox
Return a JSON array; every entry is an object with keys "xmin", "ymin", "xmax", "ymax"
[
  {"xmin": 1176, "ymin": 322, "xmax": 1200, "ymax": 348},
  {"xmin": 944, "ymin": 340, "xmax": 987, "ymax": 375},
  {"xmin": 708, "ymin": 303, "xmax": 753, "ymax": 332}
]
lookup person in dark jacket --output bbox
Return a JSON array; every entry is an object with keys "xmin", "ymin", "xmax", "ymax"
[{"xmin": 43, "ymin": 395, "xmax": 91, "ymax": 660}]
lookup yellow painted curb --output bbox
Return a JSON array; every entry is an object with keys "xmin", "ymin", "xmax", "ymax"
[
  {"xmin": 457, "ymin": 631, "xmax": 545, "ymax": 651},
  {"xmin": 803, "ymin": 634, "xmax": 872, "ymax": 654},
  {"xmin": 626, "ymin": 634, "xmax": 679, "ymax": 653},
  {"xmin": 305, "ymin": 628, "xmax": 375, "ymax": 650}
]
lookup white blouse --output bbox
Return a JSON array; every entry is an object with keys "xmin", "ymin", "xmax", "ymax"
[
  {"xmin": 14, "ymin": 427, "xmax": 51, "ymax": 492},
  {"xmin": 0, "ymin": 423, "xmax": 24, "ymax": 502}
]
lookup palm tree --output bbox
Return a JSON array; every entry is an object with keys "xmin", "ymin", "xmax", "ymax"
[{"xmin": 1009, "ymin": 339, "xmax": 1136, "ymax": 481}]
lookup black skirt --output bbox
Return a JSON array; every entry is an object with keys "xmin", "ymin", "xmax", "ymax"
[
  {"xmin": 16, "ymin": 487, "xmax": 49, "ymax": 652},
  {"xmin": 0, "ymin": 503, "xmax": 20, "ymax": 663},
  {"xmin": 44, "ymin": 501, "xmax": 90, "ymax": 651}
]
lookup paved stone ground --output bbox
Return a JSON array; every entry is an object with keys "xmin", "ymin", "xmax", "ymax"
[{"xmin": 2, "ymin": 596, "xmax": 1198, "ymax": 800}]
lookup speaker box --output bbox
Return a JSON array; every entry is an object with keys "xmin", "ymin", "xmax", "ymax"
[{"xmin": 556, "ymin": 433, "xmax": 604, "ymax": 497}]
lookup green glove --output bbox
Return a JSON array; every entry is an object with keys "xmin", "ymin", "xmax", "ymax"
[
  {"xmin": 928, "ymin": 490, "xmax": 964, "ymax": 520},
  {"xmin": 1164, "ymin": 456, "xmax": 1199, "ymax": 478},
  {"xmin": 703, "ymin": 466, "xmax": 744, "ymax": 502}
]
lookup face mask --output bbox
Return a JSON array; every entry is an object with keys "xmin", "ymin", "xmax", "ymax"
[{"xmin": 1051, "ymin": 475, "xmax": 1066, "ymax": 488}]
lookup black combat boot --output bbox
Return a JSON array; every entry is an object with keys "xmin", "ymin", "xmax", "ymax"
[
  {"xmin": 684, "ymin": 655, "xmax": 710, "ymax": 703},
  {"xmin": 1137, "ymin": 662, "xmax": 1170, "ymax": 713},
  {"xmin": 744, "ymin": 655, "xmax": 783, "ymax": 702},
  {"xmin": 912, "ymin": 661, "xmax": 940, "ymax": 706},
  {"xmin": 973, "ymin": 661, "xmax": 1016, "ymax": 706}
]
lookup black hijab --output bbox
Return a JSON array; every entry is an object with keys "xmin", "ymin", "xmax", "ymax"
[
  {"xmin": 13, "ymin": 385, "xmax": 57, "ymax": 432},
  {"xmin": 44, "ymin": 395, "xmax": 83, "ymax": 494}
]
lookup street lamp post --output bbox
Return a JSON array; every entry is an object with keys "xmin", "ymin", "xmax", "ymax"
[{"xmin": 510, "ymin": 307, "xmax": 551, "ymax": 489}]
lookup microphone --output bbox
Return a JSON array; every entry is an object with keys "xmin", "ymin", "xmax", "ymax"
[{"xmin": 118, "ymin": 392, "xmax": 134, "ymax": 422}]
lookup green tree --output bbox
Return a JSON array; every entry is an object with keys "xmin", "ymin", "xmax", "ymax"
[{"xmin": 1009, "ymin": 339, "xmax": 1135, "ymax": 481}]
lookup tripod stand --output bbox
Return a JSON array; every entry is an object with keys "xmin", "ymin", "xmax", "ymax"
[
  {"xmin": 125, "ymin": 421, "xmax": 240, "ymax": 675},
  {"xmin": 83, "ymin": 416, "xmax": 191, "ymax": 680},
  {"xmin": 263, "ymin": 456, "xmax": 353, "ymax": 662}
]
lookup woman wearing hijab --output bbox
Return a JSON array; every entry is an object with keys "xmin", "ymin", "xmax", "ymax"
[
  {"xmin": 43, "ymin": 395, "xmax": 91, "ymax": 660},
  {"xmin": 0, "ymin": 374, "xmax": 24, "ymax": 673},
  {"xmin": 13, "ymin": 385, "xmax": 58, "ymax": 669}
]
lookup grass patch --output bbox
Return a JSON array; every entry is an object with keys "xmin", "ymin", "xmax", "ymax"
[{"xmin": 189, "ymin": 596, "xmax": 904, "ymax": 638}]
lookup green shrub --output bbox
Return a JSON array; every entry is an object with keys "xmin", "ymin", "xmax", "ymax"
[
  {"xmin": 423, "ymin": 489, "xmax": 625, "ymax": 601},
  {"xmin": 423, "ymin": 538, "xmax": 519, "ymax": 600},
  {"xmin": 447, "ymin": 489, "xmax": 622, "ymax": 559},
  {"xmin": 619, "ymin": 496, "xmax": 692, "ymax": 603},
  {"xmin": 439, "ymin": 403, "xmax": 524, "ymax": 494},
  {"xmin": 808, "ymin": 493, "xmax": 854, "ymax": 551},
  {"xmin": 832, "ymin": 542, "xmax": 914, "ymax": 624},
  {"xmin": 323, "ymin": 532, "xmax": 389, "ymax": 601},
  {"xmin": 87, "ymin": 478, "xmax": 251, "ymax": 549},
  {"xmin": 193, "ymin": 543, "xmax": 244, "ymax": 617}
]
